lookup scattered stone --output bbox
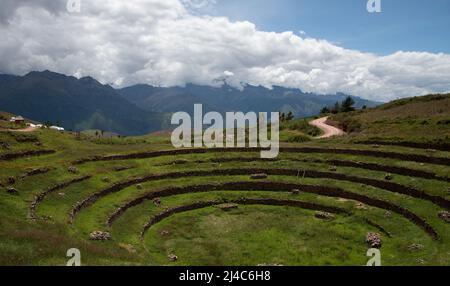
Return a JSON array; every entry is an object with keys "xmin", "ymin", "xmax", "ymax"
[
  {"xmin": 384, "ymin": 174, "xmax": 393, "ymax": 181},
  {"xmin": 41, "ymin": 215, "xmax": 53, "ymax": 221},
  {"xmin": 384, "ymin": 211, "xmax": 392, "ymax": 219},
  {"xmin": 0, "ymin": 142, "xmax": 10, "ymax": 149},
  {"xmin": 315, "ymin": 211, "xmax": 335, "ymax": 220},
  {"xmin": 34, "ymin": 142, "xmax": 42, "ymax": 147},
  {"xmin": 89, "ymin": 231, "xmax": 111, "ymax": 241},
  {"xmin": 408, "ymin": 244, "xmax": 425, "ymax": 252},
  {"xmin": 136, "ymin": 184, "xmax": 143, "ymax": 190},
  {"xmin": 329, "ymin": 166, "xmax": 337, "ymax": 172},
  {"xmin": 68, "ymin": 166, "xmax": 79, "ymax": 174},
  {"xmin": 216, "ymin": 203, "xmax": 238, "ymax": 211},
  {"xmin": 291, "ymin": 189, "xmax": 301, "ymax": 195},
  {"xmin": 153, "ymin": 198, "xmax": 162, "ymax": 207},
  {"xmin": 366, "ymin": 232, "xmax": 382, "ymax": 249},
  {"xmin": 102, "ymin": 177, "xmax": 111, "ymax": 183},
  {"xmin": 168, "ymin": 254, "xmax": 178, "ymax": 262},
  {"xmin": 250, "ymin": 173, "xmax": 268, "ymax": 180},
  {"xmin": 6, "ymin": 187, "xmax": 19, "ymax": 195},
  {"xmin": 58, "ymin": 192, "xmax": 65, "ymax": 197},
  {"xmin": 355, "ymin": 203, "xmax": 368, "ymax": 210},
  {"xmin": 7, "ymin": 177, "xmax": 15, "ymax": 185},
  {"xmin": 20, "ymin": 168, "xmax": 50, "ymax": 179},
  {"xmin": 416, "ymin": 259, "xmax": 426, "ymax": 265},
  {"xmin": 438, "ymin": 211, "xmax": 450, "ymax": 223},
  {"xmin": 114, "ymin": 166, "xmax": 132, "ymax": 172},
  {"xmin": 160, "ymin": 230, "xmax": 170, "ymax": 236}
]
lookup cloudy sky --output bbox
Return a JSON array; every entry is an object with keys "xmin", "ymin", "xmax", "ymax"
[{"xmin": 0, "ymin": 0, "xmax": 449, "ymax": 102}]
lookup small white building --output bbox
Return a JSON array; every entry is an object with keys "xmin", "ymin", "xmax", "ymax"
[
  {"xmin": 50, "ymin": 126, "xmax": 65, "ymax": 131},
  {"xmin": 10, "ymin": 116, "xmax": 25, "ymax": 124}
]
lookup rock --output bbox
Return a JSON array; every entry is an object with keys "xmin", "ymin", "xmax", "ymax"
[
  {"xmin": 160, "ymin": 230, "xmax": 170, "ymax": 236},
  {"xmin": 153, "ymin": 198, "xmax": 162, "ymax": 207},
  {"xmin": 136, "ymin": 184, "xmax": 143, "ymax": 190},
  {"xmin": 102, "ymin": 177, "xmax": 111, "ymax": 183},
  {"xmin": 34, "ymin": 142, "xmax": 42, "ymax": 147},
  {"xmin": 408, "ymin": 244, "xmax": 424, "ymax": 252},
  {"xmin": 384, "ymin": 211, "xmax": 392, "ymax": 219},
  {"xmin": 89, "ymin": 231, "xmax": 111, "ymax": 241},
  {"xmin": 41, "ymin": 215, "xmax": 53, "ymax": 221},
  {"xmin": 250, "ymin": 173, "xmax": 268, "ymax": 180},
  {"xmin": 291, "ymin": 189, "xmax": 301, "ymax": 195},
  {"xmin": 355, "ymin": 203, "xmax": 368, "ymax": 210},
  {"xmin": 0, "ymin": 142, "xmax": 10, "ymax": 149},
  {"xmin": 6, "ymin": 187, "xmax": 19, "ymax": 195},
  {"xmin": 384, "ymin": 174, "xmax": 393, "ymax": 181},
  {"xmin": 438, "ymin": 211, "xmax": 450, "ymax": 223},
  {"xmin": 216, "ymin": 203, "xmax": 238, "ymax": 211},
  {"xmin": 168, "ymin": 254, "xmax": 178, "ymax": 262},
  {"xmin": 7, "ymin": 177, "xmax": 15, "ymax": 185},
  {"xmin": 366, "ymin": 232, "xmax": 382, "ymax": 249},
  {"xmin": 329, "ymin": 166, "xmax": 337, "ymax": 172},
  {"xmin": 372, "ymin": 145, "xmax": 380, "ymax": 149},
  {"xmin": 58, "ymin": 192, "xmax": 65, "ymax": 197},
  {"xmin": 315, "ymin": 211, "xmax": 335, "ymax": 220},
  {"xmin": 416, "ymin": 259, "xmax": 426, "ymax": 265},
  {"xmin": 68, "ymin": 166, "xmax": 79, "ymax": 174},
  {"xmin": 114, "ymin": 166, "xmax": 131, "ymax": 172}
]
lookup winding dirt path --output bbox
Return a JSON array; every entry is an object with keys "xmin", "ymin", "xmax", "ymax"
[
  {"xmin": 0, "ymin": 126, "xmax": 39, "ymax": 132},
  {"xmin": 310, "ymin": 117, "xmax": 345, "ymax": 139}
]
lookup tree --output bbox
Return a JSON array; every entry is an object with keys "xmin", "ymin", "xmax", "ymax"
[
  {"xmin": 280, "ymin": 112, "xmax": 286, "ymax": 122},
  {"xmin": 321, "ymin": 107, "xmax": 330, "ymax": 114},
  {"xmin": 341, "ymin": 96, "xmax": 356, "ymax": 112},
  {"xmin": 331, "ymin": 102, "xmax": 341, "ymax": 114},
  {"xmin": 286, "ymin": 111, "xmax": 294, "ymax": 121}
]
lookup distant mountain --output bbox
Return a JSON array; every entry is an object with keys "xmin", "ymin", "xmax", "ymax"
[
  {"xmin": 0, "ymin": 70, "xmax": 380, "ymax": 136},
  {"xmin": 0, "ymin": 71, "xmax": 164, "ymax": 136},
  {"xmin": 118, "ymin": 83, "xmax": 379, "ymax": 117}
]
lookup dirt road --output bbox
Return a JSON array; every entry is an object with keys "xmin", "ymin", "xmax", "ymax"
[
  {"xmin": 0, "ymin": 126, "xmax": 39, "ymax": 132},
  {"xmin": 309, "ymin": 117, "xmax": 345, "ymax": 139}
]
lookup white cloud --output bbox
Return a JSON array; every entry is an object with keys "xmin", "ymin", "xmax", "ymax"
[{"xmin": 0, "ymin": 0, "xmax": 449, "ymax": 102}]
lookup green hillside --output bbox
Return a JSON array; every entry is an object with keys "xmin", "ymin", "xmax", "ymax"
[
  {"xmin": 0, "ymin": 94, "xmax": 449, "ymax": 266},
  {"xmin": 328, "ymin": 94, "xmax": 450, "ymax": 149}
]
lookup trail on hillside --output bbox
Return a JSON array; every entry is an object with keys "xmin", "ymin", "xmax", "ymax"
[
  {"xmin": 309, "ymin": 117, "xmax": 345, "ymax": 139},
  {"xmin": 0, "ymin": 126, "xmax": 38, "ymax": 132}
]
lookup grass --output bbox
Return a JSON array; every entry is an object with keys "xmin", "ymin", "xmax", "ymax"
[{"xmin": 0, "ymin": 94, "xmax": 449, "ymax": 265}]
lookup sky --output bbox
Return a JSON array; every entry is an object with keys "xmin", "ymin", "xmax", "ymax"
[
  {"xmin": 207, "ymin": 0, "xmax": 450, "ymax": 55},
  {"xmin": 0, "ymin": 0, "xmax": 449, "ymax": 102}
]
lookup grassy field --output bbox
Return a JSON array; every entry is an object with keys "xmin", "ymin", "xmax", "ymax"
[{"xmin": 0, "ymin": 95, "xmax": 449, "ymax": 266}]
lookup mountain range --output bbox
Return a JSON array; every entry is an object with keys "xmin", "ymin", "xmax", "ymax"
[{"xmin": 0, "ymin": 70, "xmax": 379, "ymax": 135}]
